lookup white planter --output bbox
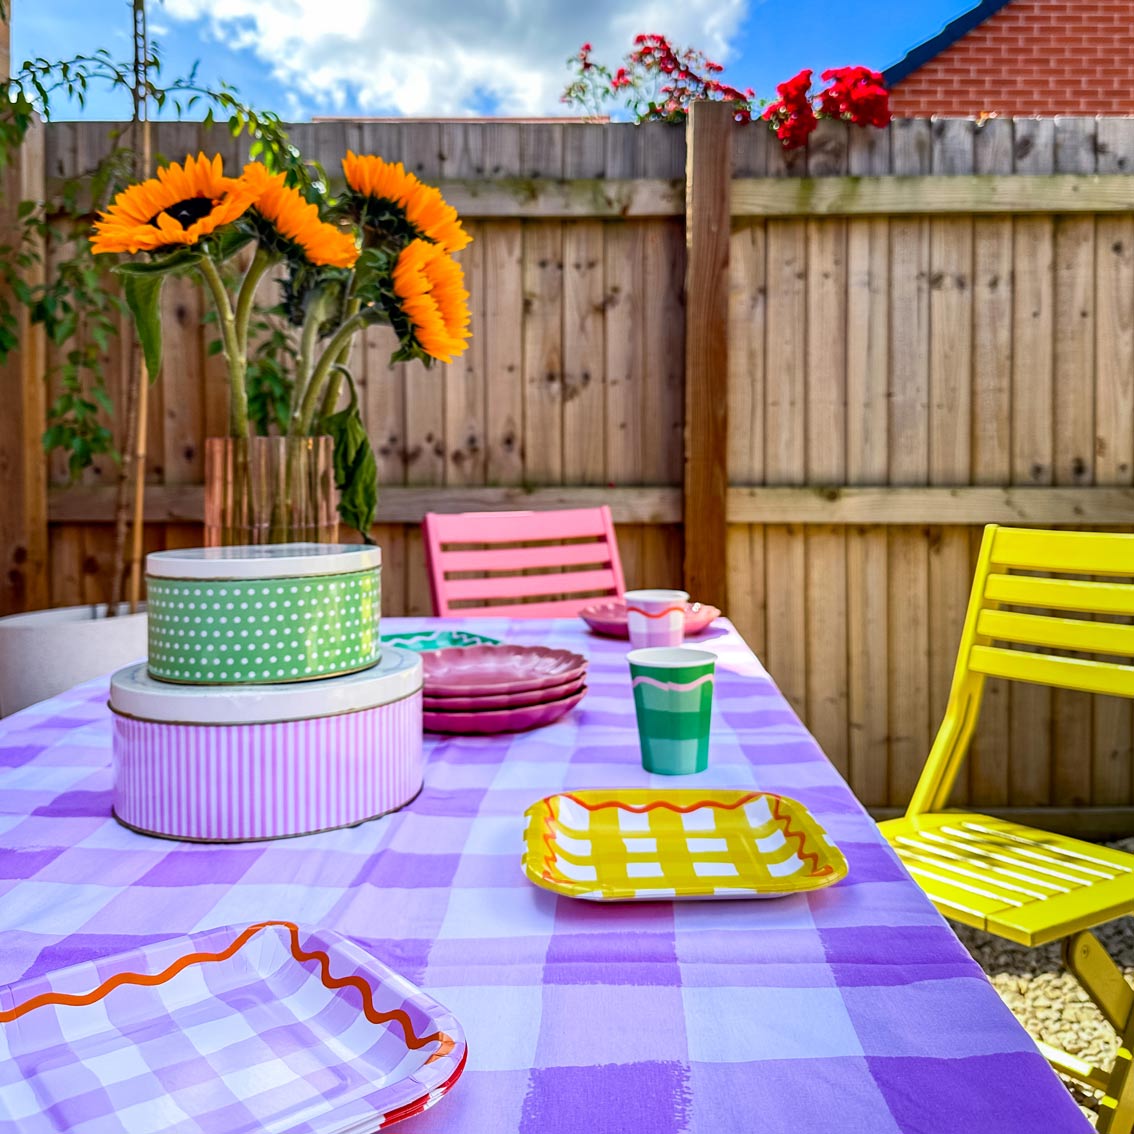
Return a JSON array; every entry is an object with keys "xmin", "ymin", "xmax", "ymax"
[{"xmin": 0, "ymin": 604, "xmax": 147, "ymax": 716}]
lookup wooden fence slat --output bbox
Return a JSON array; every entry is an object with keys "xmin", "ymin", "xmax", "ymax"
[
  {"xmin": 966, "ymin": 116, "xmax": 1015, "ymax": 808},
  {"xmin": 724, "ymin": 486, "xmax": 1134, "ymax": 523},
  {"xmin": 1051, "ymin": 117, "xmax": 1098, "ymax": 808},
  {"xmin": 731, "ymin": 172, "xmax": 1134, "ymax": 217},
  {"xmin": 803, "ymin": 121, "xmax": 849, "ymax": 778},
  {"xmin": 441, "ymin": 126, "xmax": 487, "ymax": 487},
  {"xmin": 762, "ymin": 127, "xmax": 808, "ymax": 719},
  {"xmin": 521, "ymin": 222, "xmax": 565, "ymax": 484},
  {"xmin": 886, "ymin": 118, "xmax": 932, "ymax": 809},
  {"xmin": 402, "ymin": 124, "xmax": 447, "ymax": 499},
  {"xmin": 602, "ymin": 131, "xmax": 646, "ymax": 583},
  {"xmin": 559, "ymin": 127, "xmax": 606, "ymax": 492},
  {"xmin": 845, "ymin": 123, "xmax": 891, "ymax": 808},
  {"xmin": 1008, "ymin": 118, "xmax": 1056, "ymax": 808},
  {"xmin": 726, "ymin": 211, "xmax": 766, "ymax": 652},
  {"xmin": 627, "ymin": 129, "xmax": 684, "ymax": 599},
  {"xmin": 927, "ymin": 119, "xmax": 976, "ymax": 808}
]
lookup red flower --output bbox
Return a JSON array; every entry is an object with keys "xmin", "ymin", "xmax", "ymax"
[
  {"xmin": 763, "ymin": 68, "xmax": 818, "ymax": 150},
  {"xmin": 817, "ymin": 66, "xmax": 891, "ymax": 128}
]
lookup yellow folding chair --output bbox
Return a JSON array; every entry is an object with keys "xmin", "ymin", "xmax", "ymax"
[{"xmin": 879, "ymin": 524, "xmax": 1134, "ymax": 1131}]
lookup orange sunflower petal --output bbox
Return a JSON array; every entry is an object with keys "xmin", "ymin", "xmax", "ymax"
[
  {"xmin": 91, "ymin": 152, "xmax": 252, "ymax": 256},
  {"xmin": 343, "ymin": 151, "xmax": 471, "ymax": 254},
  {"xmin": 240, "ymin": 162, "xmax": 359, "ymax": 269},
  {"xmin": 392, "ymin": 238, "xmax": 471, "ymax": 363}
]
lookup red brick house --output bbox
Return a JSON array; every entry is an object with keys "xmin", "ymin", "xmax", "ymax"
[{"xmin": 885, "ymin": 0, "xmax": 1134, "ymax": 117}]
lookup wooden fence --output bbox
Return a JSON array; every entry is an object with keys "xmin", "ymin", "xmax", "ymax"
[{"xmin": 8, "ymin": 112, "xmax": 1134, "ymax": 829}]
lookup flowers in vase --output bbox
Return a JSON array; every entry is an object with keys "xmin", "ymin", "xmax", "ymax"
[{"xmin": 90, "ymin": 148, "xmax": 473, "ymax": 536}]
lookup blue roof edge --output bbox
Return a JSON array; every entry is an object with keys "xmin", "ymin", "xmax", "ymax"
[{"xmin": 882, "ymin": 0, "xmax": 1016, "ymax": 87}]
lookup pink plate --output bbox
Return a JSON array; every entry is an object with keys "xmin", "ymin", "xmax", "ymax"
[
  {"xmin": 579, "ymin": 599, "xmax": 722, "ymax": 639},
  {"xmin": 422, "ymin": 644, "xmax": 587, "ymax": 697},
  {"xmin": 424, "ymin": 687, "xmax": 587, "ymax": 734},
  {"xmin": 423, "ymin": 674, "xmax": 586, "ymax": 712}
]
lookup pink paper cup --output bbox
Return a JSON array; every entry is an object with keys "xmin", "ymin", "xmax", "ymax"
[{"xmin": 624, "ymin": 589, "xmax": 689, "ymax": 649}]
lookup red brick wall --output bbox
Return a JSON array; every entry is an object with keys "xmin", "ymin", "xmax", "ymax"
[{"xmin": 889, "ymin": 0, "xmax": 1134, "ymax": 117}]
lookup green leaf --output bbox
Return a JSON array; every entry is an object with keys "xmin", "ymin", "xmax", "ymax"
[
  {"xmin": 121, "ymin": 270, "xmax": 165, "ymax": 381},
  {"xmin": 112, "ymin": 247, "xmax": 203, "ymax": 277},
  {"xmin": 319, "ymin": 385, "xmax": 378, "ymax": 540},
  {"xmin": 209, "ymin": 228, "xmax": 256, "ymax": 263}
]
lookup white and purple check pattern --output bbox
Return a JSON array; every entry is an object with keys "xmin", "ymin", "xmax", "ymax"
[
  {"xmin": 0, "ymin": 618, "xmax": 1091, "ymax": 1133},
  {"xmin": 0, "ymin": 923, "xmax": 464, "ymax": 1134}
]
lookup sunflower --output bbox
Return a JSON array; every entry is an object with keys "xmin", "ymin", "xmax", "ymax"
[
  {"xmin": 392, "ymin": 238, "xmax": 471, "ymax": 363},
  {"xmin": 342, "ymin": 151, "xmax": 470, "ymax": 254},
  {"xmin": 239, "ymin": 164, "xmax": 359, "ymax": 269},
  {"xmin": 91, "ymin": 153, "xmax": 253, "ymax": 255}
]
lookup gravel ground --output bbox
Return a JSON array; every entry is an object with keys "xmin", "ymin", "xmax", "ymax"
[{"xmin": 950, "ymin": 838, "xmax": 1134, "ymax": 1127}]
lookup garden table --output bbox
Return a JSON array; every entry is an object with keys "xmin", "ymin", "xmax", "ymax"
[{"xmin": 0, "ymin": 616, "xmax": 1092, "ymax": 1133}]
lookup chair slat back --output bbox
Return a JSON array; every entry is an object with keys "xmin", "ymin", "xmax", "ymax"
[
  {"xmin": 907, "ymin": 525, "xmax": 1134, "ymax": 817},
  {"xmin": 422, "ymin": 507, "xmax": 626, "ymax": 618}
]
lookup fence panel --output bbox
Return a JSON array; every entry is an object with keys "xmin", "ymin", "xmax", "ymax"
[{"xmin": 18, "ymin": 116, "xmax": 1134, "ymax": 825}]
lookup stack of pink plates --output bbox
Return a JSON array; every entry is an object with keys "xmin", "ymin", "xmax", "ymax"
[{"xmin": 422, "ymin": 645, "xmax": 587, "ymax": 734}]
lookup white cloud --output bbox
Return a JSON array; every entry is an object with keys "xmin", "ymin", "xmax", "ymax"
[{"xmin": 158, "ymin": 0, "xmax": 749, "ymax": 117}]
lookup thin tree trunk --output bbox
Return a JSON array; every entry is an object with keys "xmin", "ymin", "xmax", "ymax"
[{"xmin": 107, "ymin": 0, "xmax": 150, "ymax": 616}]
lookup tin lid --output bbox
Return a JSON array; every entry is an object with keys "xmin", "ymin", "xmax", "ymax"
[
  {"xmin": 146, "ymin": 543, "xmax": 381, "ymax": 581},
  {"xmin": 110, "ymin": 646, "xmax": 420, "ymax": 725}
]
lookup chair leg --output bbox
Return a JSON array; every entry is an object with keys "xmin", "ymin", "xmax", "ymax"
[{"xmin": 1064, "ymin": 931, "xmax": 1134, "ymax": 1134}]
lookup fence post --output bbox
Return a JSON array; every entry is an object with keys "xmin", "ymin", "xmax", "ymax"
[
  {"xmin": 0, "ymin": 10, "xmax": 49, "ymax": 615},
  {"xmin": 683, "ymin": 101, "xmax": 731, "ymax": 606}
]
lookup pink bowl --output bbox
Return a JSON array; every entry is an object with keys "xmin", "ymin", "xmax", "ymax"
[
  {"xmin": 579, "ymin": 600, "xmax": 721, "ymax": 639},
  {"xmin": 423, "ymin": 674, "xmax": 586, "ymax": 712},
  {"xmin": 422, "ymin": 645, "xmax": 587, "ymax": 697},
  {"xmin": 424, "ymin": 687, "xmax": 587, "ymax": 734}
]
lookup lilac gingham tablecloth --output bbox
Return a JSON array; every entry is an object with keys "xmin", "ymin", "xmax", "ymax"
[{"xmin": 0, "ymin": 617, "xmax": 1091, "ymax": 1134}]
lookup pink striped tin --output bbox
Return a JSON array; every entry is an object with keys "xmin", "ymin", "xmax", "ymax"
[{"xmin": 109, "ymin": 646, "xmax": 423, "ymax": 842}]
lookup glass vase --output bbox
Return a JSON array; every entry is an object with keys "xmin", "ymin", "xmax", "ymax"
[{"xmin": 204, "ymin": 436, "xmax": 339, "ymax": 547}]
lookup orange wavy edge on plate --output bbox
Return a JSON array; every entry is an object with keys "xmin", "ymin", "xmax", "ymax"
[
  {"xmin": 524, "ymin": 791, "xmax": 846, "ymax": 894},
  {"xmin": 0, "ymin": 919, "xmax": 454, "ymax": 1060}
]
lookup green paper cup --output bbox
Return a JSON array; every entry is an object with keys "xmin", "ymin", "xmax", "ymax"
[{"xmin": 627, "ymin": 647, "xmax": 716, "ymax": 775}]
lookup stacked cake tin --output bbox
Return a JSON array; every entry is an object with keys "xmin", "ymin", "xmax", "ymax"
[
  {"xmin": 110, "ymin": 542, "xmax": 424, "ymax": 842},
  {"xmin": 145, "ymin": 544, "xmax": 382, "ymax": 684}
]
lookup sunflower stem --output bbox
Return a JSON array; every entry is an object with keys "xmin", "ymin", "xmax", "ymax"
[
  {"xmin": 293, "ymin": 310, "xmax": 368, "ymax": 435},
  {"xmin": 234, "ymin": 248, "xmax": 274, "ymax": 361},
  {"xmin": 319, "ymin": 296, "xmax": 362, "ymax": 421},
  {"xmin": 198, "ymin": 256, "xmax": 248, "ymax": 440},
  {"xmin": 292, "ymin": 294, "xmax": 324, "ymax": 425}
]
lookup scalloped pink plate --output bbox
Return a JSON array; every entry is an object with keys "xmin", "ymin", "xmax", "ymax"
[
  {"xmin": 421, "ymin": 645, "xmax": 587, "ymax": 697},
  {"xmin": 424, "ymin": 687, "xmax": 587, "ymax": 734},
  {"xmin": 579, "ymin": 600, "xmax": 722, "ymax": 639},
  {"xmin": 423, "ymin": 674, "xmax": 586, "ymax": 712}
]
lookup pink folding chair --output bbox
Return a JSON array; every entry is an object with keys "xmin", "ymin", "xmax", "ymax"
[{"xmin": 422, "ymin": 507, "xmax": 626, "ymax": 618}]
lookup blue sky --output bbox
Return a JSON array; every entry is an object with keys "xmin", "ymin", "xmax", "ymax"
[{"xmin": 11, "ymin": 0, "xmax": 977, "ymax": 121}]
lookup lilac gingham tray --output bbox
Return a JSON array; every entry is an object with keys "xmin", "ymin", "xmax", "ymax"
[{"xmin": 0, "ymin": 922, "xmax": 466, "ymax": 1134}]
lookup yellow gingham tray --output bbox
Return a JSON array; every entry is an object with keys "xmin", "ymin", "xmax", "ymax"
[{"xmin": 522, "ymin": 789, "xmax": 848, "ymax": 902}]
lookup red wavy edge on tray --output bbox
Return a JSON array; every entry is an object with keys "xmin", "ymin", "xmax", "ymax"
[
  {"xmin": 0, "ymin": 920, "xmax": 455, "ymax": 1057},
  {"xmin": 553, "ymin": 791, "xmax": 832, "ymax": 879},
  {"xmin": 768, "ymin": 795, "xmax": 832, "ymax": 877},
  {"xmin": 560, "ymin": 791, "xmax": 758, "ymax": 814}
]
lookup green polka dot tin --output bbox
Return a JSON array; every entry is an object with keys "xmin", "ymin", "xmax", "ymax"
[{"xmin": 145, "ymin": 543, "xmax": 381, "ymax": 685}]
